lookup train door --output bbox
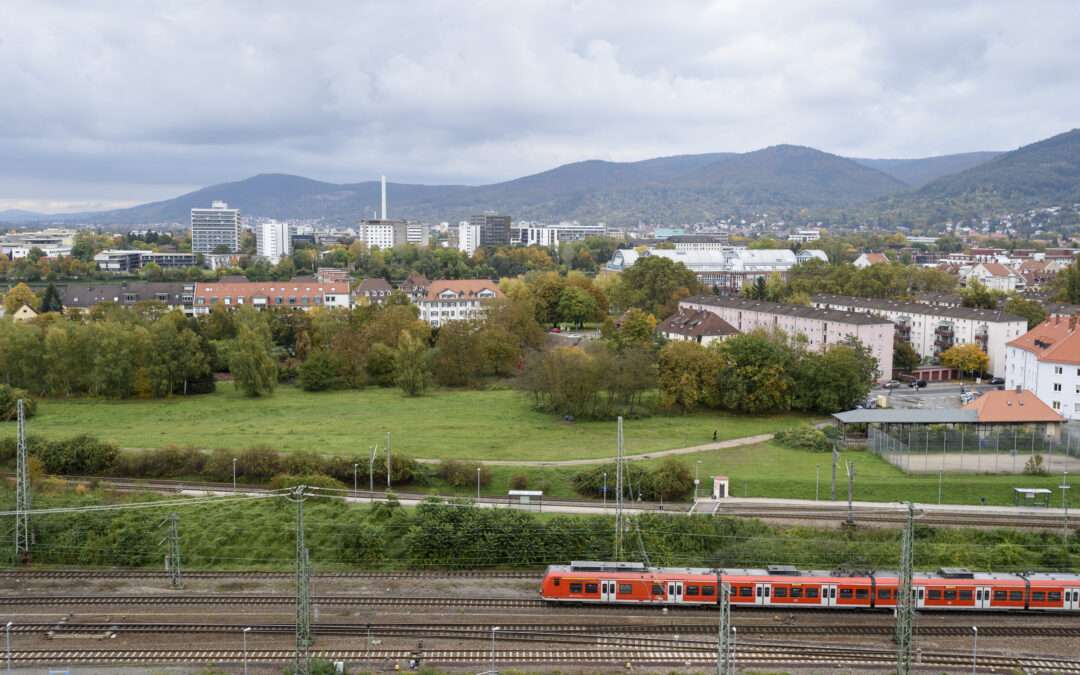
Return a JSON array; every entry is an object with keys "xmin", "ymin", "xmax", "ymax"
[
  {"xmin": 754, "ymin": 583, "xmax": 770, "ymax": 606},
  {"xmin": 821, "ymin": 584, "xmax": 837, "ymax": 607},
  {"xmin": 667, "ymin": 581, "xmax": 684, "ymax": 604},
  {"xmin": 975, "ymin": 586, "xmax": 992, "ymax": 610},
  {"xmin": 601, "ymin": 580, "xmax": 618, "ymax": 602},
  {"xmin": 915, "ymin": 585, "xmax": 926, "ymax": 609},
  {"xmin": 1066, "ymin": 588, "xmax": 1080, "ymax": 611}
]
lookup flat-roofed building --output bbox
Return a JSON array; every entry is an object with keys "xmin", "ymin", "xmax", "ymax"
[
  {"xmin": 191, "ymin": 201, "xmax": 240, "ymax": 254},
  {"xmin": 607, "ymin": 247, "xmax": 800, "ymax": 291},
  {"xmin": 94, "ymin": 249, "xmax": 198, "ymax": 273},
  {"xmin": 680, "ymin": 295, "xmax": 894, "ymax": 382}
]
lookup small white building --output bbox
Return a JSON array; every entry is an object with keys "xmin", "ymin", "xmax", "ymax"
[
  {"xmin": 417, "ymin": 279, "xmax": 503, "ymax": 327},
  {"xmin": 788, "ymin": 229, "xmax": 821, "ymax": 243},
  {"xmin": 656, "ymin": 308, "xmax": 738, "ymax": 345},
  {"xmin": 967, "ymin": 262, "xmax": 1022, "ymax": 293},
  {"xmin": 256, "ymin": 220, "xmax": 292, "ymax": 264},
  {"xmin": 853, "ymin": 252, "xmax": 890, "ymax": 269}
]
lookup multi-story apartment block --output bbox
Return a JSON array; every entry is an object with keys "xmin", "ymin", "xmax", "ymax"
[
  {"xmin": 469, "ymin": 214, "xmax": 512, "ymax": 248},
  {"xmin": 680, "ymin": 295, "xmax": 894, "ymax": 382},
  {"xmin": 511, "ymin": 222, "xmax": 606, "ymax": 247},
  {"xmin": 94, "ymin": 249, "xmax": 198, "ymax": 273},
  {"xmin": 811, "ymin": 294, "xmax": 1027, "ymax": 378},
  {"xmin": 256, "ymin": 220, "xmax": 291, "ymax": 264},
  {"xmin": 966, "ymin": 262, "xmax": 1022, "ymax": 292},
  {"xmin": 458, "ymin": 222, "xmax": 481, "ymax": 256},
  {"xmin": 1005, "ymin": 315, "xmax": 1080, "ymax": 419},
  {"xmin": 191, "ymin": 279, "xmax": 350, "ymax": 314},
  {"xmin": 60, "ymin": 282, "xmax": 194, "ymax": 313},
  {"xmin": 417, "ymin": 279, "xmax": 503, "ymax": 327},
  {"xmin": 191, "ymin": 201, "xmax": 240, "ymax": 254}
]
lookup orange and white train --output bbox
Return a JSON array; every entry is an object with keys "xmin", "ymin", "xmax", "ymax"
[{"xmin": 540, "ymin": 561, "xmax": 1080, "ymax": 612}]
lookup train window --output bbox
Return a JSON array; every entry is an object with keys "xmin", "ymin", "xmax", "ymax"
[
  {"xmin": 756, "ymin": 587, "xmax": 762, "ymax": 597},
  {"xmin": 570, "ymin": 583, "xmax": 583, "ymax": 594},
  {"xmin": 1009, "ymin": 591, "xmax": 1023, "ymax": 601},
  {"xmin": 702, "ymin": 586, "xmax": 715, "ymax": 597},
  {"xmin": 652, "ymin": 584, "xmax": 664, "ymax": 595},
  {"xmin": 855, "ymin": 589, "xmax": 868, "ymax": 600},
  {"xmin": 585, "ymin": 583, "xmax": 598, "ymax": 594},
  {"xmin": 618, "ymin": 583, "xmax": 633, "ymax": 595},
  {"xmin": 686, "ymin": 585, "xmax": 699, "ymax": 596},
  {"xmin": 553, "ymin": 578, "xmax": 561, "ymax": 586},
  {"xmin": 878, "ymin": 589, "xmax": 891, "ymax": 600},
  {"xmin": 806, "ymin": 588, "xmax": 818, "ymax": 599},
  {"xmin": 839, "ymin": 589, "xmax": 853, "ymax": 599},
  {"xmin": 740, "ymin": 587, "xmax": 753, "ymax": 597},
  {"xmin": 959, "ymin": 591, "xmax": 972, "ymax": 601},
  {"xmin": 774, "ymin": 587, "xmax": 787, "ymax": 598},
  {"xmin": 1032, "ymin": 591, "xmax": 1046, "ymax": 601},
  {"xmin": 944, "ymin": 590, "xmax": 957, "ymax": 601},
  {"xmin": 928, "ymin": 590, "xmax": 941, "ymax": 600},
  {"xmin": 993, "ymin": 590, "xmax": 1006, "ymax": 601},
  {"xmin": 790, "ymin": 587, "xmax": 803, "ymax": 598},
  {"xmin": 1049, "ymin": 592, "xmax": 1062, "ymax": 602}
]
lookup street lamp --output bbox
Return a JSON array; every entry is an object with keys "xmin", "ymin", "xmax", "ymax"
[
  {"xmin": 477, "ymin": 466, "xmax": 482, "ymax": 501},
  {"xmin": 815, "ymin": 465, "xmax": 820, "ymax": 501},
  {"xmin": 602, "ymin": 471, "xmax": 607, "ymax": 510},
  {"xmin": 971, "ymin": 625, "xmax": 977, "ymax": 674},
  {"xmin": 490, "ymin": 625, "xmax": 500, "ymax": 674},
  {"xmin": 354, "ymin": 463, "xmax": 359, "ymax": 496},
  {"xmin": 232, "ymin": 458, "xmax": 237, "ymax": 491},
  {"xmin": 1061, "ymin": 471, "xmax": 1071, "ymax": 539},
  {"xmin": 243, "ymin": 626, "xmax": 252, "ymax": 675},
  {"xmin": 694, "ymin": 460, "xmax": 701, "ymax": 501},
  {"xmin": 369, "ymin": 445, "xmax": 377, "ymax": 499},
  {"xmin": 5, "ymin": 621, "xmax": 12, "ymax": 674}
]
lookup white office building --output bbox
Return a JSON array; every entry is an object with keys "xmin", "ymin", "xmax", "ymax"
[
  {"xmin": 191, "ymin": 201, "xmax": 240, "ymax": 254},
  {"xmin": 256, "ymin": 220, "xmax": 292, "ymax": 264},
  {"xmin": 458, "ymin": 222, "xmax": 481, "ymax": 256},
  {"xmin": 511, "ymin": 222, "xmax": 607, "ymax": 247},
  {"xmin": 606, "ymin": 247, "xmax": 800, "ymax": 291}
]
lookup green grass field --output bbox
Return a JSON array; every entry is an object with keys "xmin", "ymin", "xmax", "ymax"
[{"xmin": 4, "ymin": 383, "xmax": 809, "ymax": 462}]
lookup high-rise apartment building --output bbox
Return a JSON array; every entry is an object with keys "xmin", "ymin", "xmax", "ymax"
[
  {"xmin": 458, "ymin": 222, "xmax": 481, "ymax": 256},
  {"xmin": 257, "ymin": 220, "xmax": 292, "ymax": 264},
  {"xmin": 191, "ymin": 201, "xmax": 240, "ymax": 254},
  {"xmin": 469, "ymin": 214, "xmax": 511, "ymax": 248}
]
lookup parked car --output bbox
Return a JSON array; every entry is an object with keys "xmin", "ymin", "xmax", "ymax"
[
  {"xmin": 989, "ymin": 377, "xmax": 1005, "ymax": 385},
  {"xmin": 909, "ymin": 379, "xmax": 928, "ymax": 388},
  {"xmin": 548, "ymin": 327, "xmax": 561, "ymax": 333},
  {"xmin": 882, "ymin": 380, "xmax": 901, "ymax": 389}
]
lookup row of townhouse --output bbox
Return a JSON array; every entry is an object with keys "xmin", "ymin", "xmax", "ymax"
[
  {"xmin": 811, "ymin": 294, "xmax": 1027, "ymax": 378},
  {"xmin": 679, "ymin": 295, "xmax": 894, "ymax": 382}
]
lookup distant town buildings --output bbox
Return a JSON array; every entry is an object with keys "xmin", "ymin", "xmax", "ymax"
[
  {"xmin": 511, "ymin": 222, "xmax": 606, "ymax": 247},
  {"xmin": 470, "ymin": 214, "xmax": 512, "ymax": 248},
  {"xmin": 853, "ymin": 252, "xmax": 890, "ymax": 268},
  {"xmin": 256, "ymin": 220, "xmax": 292, "ymax": 264},
  {"xmin": 787, "ymin": 228, "xmax": 821, "ymax": 243},
  {"xmin": 457, "ymin": 222, "xmax": 481, "ymax": 256},
  {"xmin": 0, "ymin": 228, "xmax": 75, "ymax": 259},
  {"xmin": 656, "ymin": 308, "xmax": 738, "ymax": 346},
  {"xmin": 191, "ymin": 279, "xmax": 350, "ymax": 314},
  {"xmin": 607, "ymin": 247, "xmax": 803, "ymax": 291},
  {"xmin": 353, "ymin": 277, "xmax": 393, "ymax": 306},
  {"xmin": 94, "ymin": 249, "xmax": 197, "ymax": 273},
  {"xmin": 191, "ymin": 201, "xmax": 240, "ymax": 254}
]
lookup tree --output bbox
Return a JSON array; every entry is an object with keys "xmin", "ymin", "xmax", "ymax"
[
  {"xmin": 557, "ymin": 286, "xmax": 597, "ymax": 328},
  {"xmin": 960, "ymin": 278, "xmax": 1000, "ymax": 309},
  {"xmin": 39, "ymin": 283, "xmax": 63, "ymax": 313},
  {"xmin": 1004, "ymin": 295, "xmax": 1047, "ymax": 330},
  {"xmin": 613, "ymin": 308, "xmax": 657, "ymax": 350},
  {"xmin": 3, "ymin": 282, "xmax": 39, "ymax": 314},
  {"xmin": 298, "ymin": 349, "xmax": 344, "ymax": 391},
  {"xmin": 893, "ymin": 338, "xmax": 921, "ymax": 372},
  {"xmin": 657, "ymin": 341, "xmax": 718, "ymax": 413},
  {"xmin": 432, "ymin": 320, "xmax": 482, "ymax": 386},
  {"xmin": 230, "ymin": 321, "xmax": 278, "ymax": 397},
  {"xmin": 939, "ymin": 343, "xmax": 990, "ymax": 379},
  {"xmin": 713, "ymin": 331, "xmax": 796, "ymax": 414},
  {"xmin": 394, "ymin": 330, "xmax": 432, "ymax": 396},
  {"xmin": 794, "ymin": 338, "xmax": 878, "ymax": 413},
  {"xmin": 147, "ymin": 315, "xmax": 211, "ymax": 396},
  {"xmin": 610, "ymin": 256, "xmax": 700, "ymax": 318}
]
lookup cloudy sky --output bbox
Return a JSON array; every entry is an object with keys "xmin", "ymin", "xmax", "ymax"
[{"xmin": 2, "ymin": 0, "xmax": 1078, "ymax": 213}]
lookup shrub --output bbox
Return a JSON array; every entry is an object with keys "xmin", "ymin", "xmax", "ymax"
[
  {"xmin": 437, "ymin": 459, "xmax": 491, "ymax": 488},
  {"xmin": 34, "ymin": 434, "xmax": 118, "ymax": 475},
  {"xmin": 572, "ymin": 462, "xmax": 651, "ymax": 499},
  {"xmin": 111, "ymin": 444, "xmax": 206, "ymax": 478},
  {"xmin": 298, "ymin": 349, "xmax": 344, "ymax": 391},
  {"xmin": 774, "ymin": 425, "xmax": 831, "ymax": 452},
  {"xmin": 237, "ymin": 445, "xmax": 284, "ymax": 481},
  {"xmin": 283, "ymin": 451, "xmax": 324, "ymax": 476},
  {"xmin": 0, "ymin": 385, "xmax": 35, "ymax": 421},
  {"xmin": 509, "ymin": 474, "xmax": 529, "ymax": 490},
  {"xmin": 1024, "ymin": 454, "xmax": 1047, "ymax": 475},
  {"xmin": 650, "ymin": 458, "xmax": 694, "ymax": 500}
]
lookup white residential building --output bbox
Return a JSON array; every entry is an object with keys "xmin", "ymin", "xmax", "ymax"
[
  {"xmin": 788, "ymin": 229, "xmax": 821, "ymax": 243},
  {"xmin": 681, "ymin": 295, "xmax": 894, "ymax": 382},
  {"xmin": 1005, "ymin": 315, "xmax": 1080, "ymax": 419},
  {"xmin": 417, "ymin": 279, "xmax": 503, "ymax": 327},
  {"xmin": 812, "ymin": 294, "xmax": 1028, "ymax": 378},
  {"xmin": 853, "ymin": 252, "xmax": 890, "ymax": 268},
  {"xmin": 966, "ymin": 262, "xmax": 1022, "ymax": 292},
  {"xmin": 256, "ymin": 220, "xmax": 292, "ymax": 264},
  {"xmin": 191, "ymin": 201, "xmax": 240, "ymax": 254},
  {"xmin": 458, "ymin": 222, "xmax": 481, "ymax": 256}
]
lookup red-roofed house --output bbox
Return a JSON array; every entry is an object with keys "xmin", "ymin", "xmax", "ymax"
[
  {"xmin": 1006, "ymin": 315, "xmax": 1080, "ymax": 419},
  {"xmin": 968, "ymin": 262, "xmax": 1022, "ymax": 292},
  {"xmin": 417, "ymin": 279, "xmax": 503, "ymax": 327},
  {"xmin": 192, "ymin": 279, "xmax": 351, "ymax": 315},
  {"xmin": 656, "ymin": 308, "xmax": 739, "ymax": 346},
  {"xmin": 962, "ymin": 388, "xmax": 1064, "ymax": 424},
  {"xmin": 853, "ymin": 252, "xmax": 890, "ymax": 269}
]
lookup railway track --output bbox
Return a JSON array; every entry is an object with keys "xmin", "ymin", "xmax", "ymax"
[
  {"xmin": 0, "ymin": 569, "xmax": 539, "ymax": 580},
  {"xmin": 711, "ymin": 503, "xmax": 1072, "ymax": 529},
  {"xmin": 0, "ymin": 595, "xmax": 554, "ymax": 609},
  {"xmin": 7, "ymin": 645, "xmax": 1080, "ymax": 671},
  {"xmin": 12, "ymin": 620, "xmax": 1080, "ymax": 639}
]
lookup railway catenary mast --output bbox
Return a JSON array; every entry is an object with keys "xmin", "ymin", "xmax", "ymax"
[
  {"xmin": 292, "ymin": 487, "xmax": 312, "ymax": 675},
  {"xmin": 14, "ymin": 399, "xmax": 31, "ymax": 562},
  {"xmin": 896, "ymin": 502, "xmax": 916, "ymax": 674},
  {"xmin": 614, "ymin": 416, "xmax": 625, "ymax": 561}
]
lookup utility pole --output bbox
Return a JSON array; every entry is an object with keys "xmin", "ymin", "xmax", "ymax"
[
  {"xmin": 385, "ymin": 432, "xmax": 392, "ymax": 490},
  {"xmin": 896, "ymin": 502, "xmax": 916, "ymax": 675},
  {"xmin": 14, "ymin": 399, "xmax": 31, "ymax": 563},
  {"xmin": 159, "ymin": 512, "xmax": 182, "ymax": 588},
  {"xmin": 1061, "ymin": 471, "xmax": 1071, "ymax": 539},
  {"xmin": 369, "ymin": 445, "xmax": 377, "ymax": 498},
  {"xmin": 292, "ymin": 487, "xmax": 311, "ymax": 675},
  {"xmin": 614, "ymin": 416, "xmax": 625, "ymax": 561},
  {"xmin": 846, "ymin": 461, "xmax": 856, "ymax": 526},
  {"xmin": 716, "ymin": 581, "xmax": 732, "ymax": 675},
  {"xmin": 831, "ymin": 444, "xmax": 839, "ymax": 501}
]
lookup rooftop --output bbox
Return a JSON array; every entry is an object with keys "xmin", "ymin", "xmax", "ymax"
[
  {"xmin": 1007, "ymin": 315, "xmax": 1080, "ymax": 364},
  {"xmin": 812, "ymin": 294, "xmax": 1026, "ymax": 323},
  {"xmin": 963, "ymin": 388, "xmax": 1064, "ymax": 423},
  {"xmin": 424, "ymin": 279, "xmax": 504, "ymax": 301},
  {"xmin": 684, "ymin": 295, "xmax": 892, "ymax": 326},
  {"xmin": 656, "ymin": 308, "xmax": 739, "ymax": 338}
]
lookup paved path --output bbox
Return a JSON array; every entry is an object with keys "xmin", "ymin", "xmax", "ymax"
[{"xmin": 436, "ymin": 432, "xmax": 777, "ymax": 467}]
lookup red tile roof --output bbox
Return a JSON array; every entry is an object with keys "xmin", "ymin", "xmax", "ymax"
[
  {"xmin": 978, "ymin": 262, "xmax": 1016, "ymax": 278},
  {"xmin": 862, "ymin": 252, "xmax": 889, "ymax": 265},
  {"xmin": 1007, "ymin": 316, "xmax": 1080, "ymax": 364},
  {"xmin": 194, "ymin": 280, "xmax": 349, "ymax": 301},
  {"xmin": 424, "ymin": 279, "xmax": 503, "ymax": 301},
  {"xmin": 657, "ymin": 309, "xmax": 738, "ymax": 338},
  {"xmin": 963, "ymin": 389, "xmax": 1064, "ymax": 423}
]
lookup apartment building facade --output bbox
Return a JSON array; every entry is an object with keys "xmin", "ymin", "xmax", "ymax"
[
  {"xmin": 191, "ymin": 279, "xmax": 350, "ymax": 314},
  {"xmin": 417, "ymin": 279, "xmax": 503, "ymax": 327},
  {"xmin": 191, "ymin": 201, "xmax": 241, "ymax": 254},
  {"xmin": 1005, "ymin": 315, "xmax": 1080, "ymax": 419}
]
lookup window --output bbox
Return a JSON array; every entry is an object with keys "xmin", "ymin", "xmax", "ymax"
[
  {"xmin": 1056, "ymin": 366, "xmax": 1064, "ymax": 375},
  {"xmin": 686, "ymin": 585, "xmax": 699, "ymax": 596},
  {"xmin": 1032, "ymin": 591, "xmax": 1046, "ymax": 601},
  {"xmin": 1054, "ymin": 383, "xmax": 1062, "ymax": 391},
  {"xmin": 790, "ymin": 587, "xmax": 803, "ymax": 598},
  {"xmin": 774, "ymin": 587, "xmax": 787, "ymax": 598},
  {"xmin": 993, "ymin": 590, "xmax": 1006, "ymax": 601},
  {"xmin": 1048, "ymin": 591, "xmax": 1062, "ymax": 602},
  {"xmin": 275, "ymin": 297, "xmax": 283, "ymax": 305},
  {"xmin": 839, "ymin": 589, "xmax": 853, "ymax": 599},
  {"xmin": 928, "ymin": 590, "xmax": 942, "ymax": 600},
  {"xmin": 944, "ymin": 590, "xmax": 957, "ymax": 600},
  {"xmin": 855, "ymin": 589, "xmax": 868, "ymax": 599},
  {"xmin": 878, "ymin": 589, "xmax": 891, "ymax": 600},
  {"xmin": 806, "ymin": 588, "xmax": 818, "ymax": 599},
  {"xmin": 702, "ymin": 586, "xmax": 715, "ymax": 597},
  {"xmin": 288, "ymin": 297, "xmax": 297, "ymax": 305},
  {"xmin": 618, "ymin": 583, "xmax": 632, "ymax": 595},
  {"xmin": 652, "ymin": 584, "xmax": 664, "ymax": 595},
  {"xmin": 569, "ymin": 582, "xmax": 583, "ymax": 593},
  {"xmin": 1054, "ymin": 401, "xmax": 1062, "ymax": 410},
  {"xmin": 959, "ymin": 591, "xmax": 972, "ymax": 601},
  {"xmin": 553, "ymin": 578, "xmax": 560, "ymax": 587},
  {"xmin": 739, "ymin": 587, "xmax": 752, "ymax": 597},
  {"xmin": 1009, "ymin": 591, "xmax": 1024, "ymax": 601},
  {"xmin": 585, "ymin": 583, "xmax": 598, "ymax": 594}
]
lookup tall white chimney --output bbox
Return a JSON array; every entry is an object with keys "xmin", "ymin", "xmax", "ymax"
[{"xmin": 380, "ymin": 175, "xmax": 387, "ymax": 220}]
